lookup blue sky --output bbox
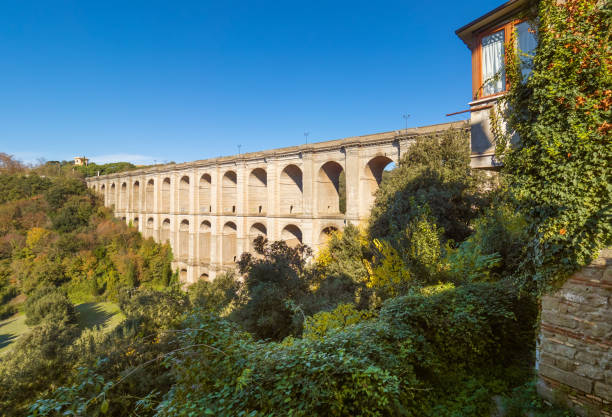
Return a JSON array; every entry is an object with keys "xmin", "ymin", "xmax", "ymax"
[{"xmin": 0, "ymin": 1, "xmax": 503, "ymax": 165}]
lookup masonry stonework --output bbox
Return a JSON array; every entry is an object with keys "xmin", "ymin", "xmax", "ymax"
[
  {"xmin": 86, "ymin": 121, "xmax": 466, "ymax": 283},
  {"xmin": 537, "ymin": 248, "xmax": 612, "ymax": 417}
]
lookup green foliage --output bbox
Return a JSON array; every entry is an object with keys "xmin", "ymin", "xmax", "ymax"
[
  {"xmin": 74, "ymin": 161, "xmax": 138, "ymax": 178},
  {"xmin": 369, "ymin": 127, "xmax": 489, "ymax": 245},
  {"xmin": 188, "ymin": 272, "xmax": 239, "ymax": 314},
  {"xmin": 446, "ymin": 201, "xmax": 529, "ymax": 283},
  {"xmin": 24, "ymin": 286, "xmax": 77, "ymax": 326},
  {"xmin": 119, "ymin": 288, "xmax": 190, "ymax": 331},
  {"xmin": 494, "ymin": 0, "xmax": 611, "ymax": 293},
  {"xmin": 303, "ymin": 303, "xmax": 374, "ymax": 340},
  {"xmin": 157, "ymin": 282, "xmax": 537, "ymax": 417},
  {"xmin": 233, "ymin": 236, "xmax": 312, "ymax": 340},
  {"xmin": 502, "ymin": 380, "xmax": 577, "ymax": 417},
  {"xmin": 0, "ymin": 173, "xmax": 52, "ymax": 204}
]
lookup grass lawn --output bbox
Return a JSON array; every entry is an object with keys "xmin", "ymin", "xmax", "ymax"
[
  {"xmin": 75, "ymin": 302, "xmax": 125, "ymax": 331},
  {"xmin": 0, "ymin": 302, "xmax": 124, "ymax": 356},
  {"xmin": 0, "ymin": 314, "xmax": 28, "ymax": 355}
]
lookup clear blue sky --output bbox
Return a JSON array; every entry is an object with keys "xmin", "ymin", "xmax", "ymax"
[{"xmin": 0, "ymin": 0, "xmax": 503, "ymax": 165}]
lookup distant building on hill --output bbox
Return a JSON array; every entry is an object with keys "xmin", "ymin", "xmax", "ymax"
[{"xmin": 73, "ymin": 156, "xmax": 89, "ymax": 166}]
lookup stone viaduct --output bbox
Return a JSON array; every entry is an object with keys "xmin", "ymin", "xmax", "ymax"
[{"xmin": 86, "ymin": 121, "xmax": 466, "ymax": 283}]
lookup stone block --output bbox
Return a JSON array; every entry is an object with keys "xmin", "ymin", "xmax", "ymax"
[
  {"xmin": 539, "ymin": 363, "xmax": 593, "ymax": 393},
  {"xmin": 574, "ymin": 267, "xmax": 604, "ymax": 280},
  {"xmin": 595, "ymin": 382, "xmax": 612, "ymax": 402},
  {"xmin": 555, "ymin": 356, "xmax": 577, "ymax": 372},
  {"xmin": 542, "ymin": 295, "xmax": 560, "ymax": 310},
  {"xmin": 542, "ymin": 311, "xmax": 578, "ymax": 329},
  {"xmin": 576, "ymin": 363, "xmax": 604, "ymax": 381},
  {"xmin": 576, "ymin": 351, "xmax": 600, "ymax": 366},
  {"xmin": 543, "ymin": 341, "xmax": 577, "ymax": 359},
  {"xmin": 603, "ymin": 267, "xmax": 612, "ymax": 283}
]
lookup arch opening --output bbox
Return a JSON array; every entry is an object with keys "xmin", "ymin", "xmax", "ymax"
[
  {"xmin": 249, "ymin": 222, "xmax": 267, "ymax": 252},
  {"xmin": 199, "ymin": 174, "xmax": 211, "ymax": 213},
  {"xmin": 364, "ymin": 156, "xmax": 395, "ymax": 211},
  {"xmin": 280, "ymin": 165, "xmax": 303, "ymax": 215},
  {"xmin": 161, "ymin": 178, "xmax": 171, "ymax": 212},
  {"xmin": 179, "ymin": 268, "xmax": 188, "ymax": 283},
  {"xmin": 109, "ymin": 183, "xmax": 116, "ymax": 207},
  {"xmin": 179, "ymin": 219, "xmax": 190, "ymax": 259},
  {"xmin": 317, "ymin": 161, "xmax": 345, "ymax": 214},
  {"xmin": 145, "ymin": 217, "xmax": 154, "ymax": 239},
  {"xmin": 132, "ymin": 181, "xmax": 140, "ymax": 211},
  {"xmin": 161, "ymin": 218, "xmax": 171, "ymax": 243},
  {"xmin": 248, "ymin": 168, "xmax": 267, "ymax": 215},
  {"xmin": 120, "ymin": 183, "xmax": 127, "ymax": 210},
  {"xmin": 222, "ymin": 221, "xmax": 237, "ymax": 264},
  {"xmin": 145, "ymin": 179, "xmax": 154, "ymax": 212},
  {"xmin": 319, "ymin": 226, "xmax": 338, "ymax": 246},
  {"xmin": 199, "ymin": 220, "xmax": 211, "ymax": 263},
  {"xmin": 178, "ymin": 176, "xmax": 190, "ymax": 213},
  {"xmin": 133, "ymin": 217, "xmax": 139, "ymax": 229},
  {"xmin": 221, "ymin": 171, "xmax": 237, "ymax": 214},
  {"xmin": 281, "ymin": 224, "xmax": 303, "ymax": 248}
]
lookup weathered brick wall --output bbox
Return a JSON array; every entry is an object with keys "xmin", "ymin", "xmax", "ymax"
[{"xmin": 537, "ymin": 248, "xmax": 612, "ymax": 416}]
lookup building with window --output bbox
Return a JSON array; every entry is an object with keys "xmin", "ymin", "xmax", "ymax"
[
  {"xmin": 73, "ymin": 156, "xmax": 89, "ymax": 166},
  {"xmin": 456, "ymin": 0, "xmax": 537, "ymax": 169}
]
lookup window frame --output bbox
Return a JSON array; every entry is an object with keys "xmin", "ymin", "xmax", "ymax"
[{"xmin": 472, "ymin": 19, "xmax": 528, "ymax": 100}]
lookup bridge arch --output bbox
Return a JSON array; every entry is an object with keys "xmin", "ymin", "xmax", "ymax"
[
  {"xmin": 179, "ymin": 268, "xmax": 188, "ymax": 282},
  {"xmin": 120, "ymin": 182, "xmax": 127, "ymax": 210},
  {"xmin": 161, "ymin": 218, "xmax": 171, "ymax": 243},
  {"xmin": 319, "ymin": 225, "xmax": 339, "ymax": 247},
  {"xmin": 133, "ymin": 216, "xmax": 139, "ymax": 229},
  {"xmin": 161, "ymin": 178, "xmax": 171, "ymax": 212},
  {"xmin": 248, "ymin": 168, "xmax": 267, "ymax": 215},
  {"xmin": 145, "ymin": 179, "xmax": 154, "ymax": 211},
  {"xmin": 317, "ymin": 161, "xmax": 345, "ymax": 214},
  {"xmin": 146, "ymin": 217, "xmax": 154, "ymax": 238},
  {"xmin": 100, "ymin": 184, "xmax": 105, "ymax": 202},
  {"xmin": 222, "ymin": 171, "xmax": 237, "ymax": 214},
  {"xmin": 281, "ymin": 224, "xmax": 302, "ymax": 247},
  {"xmin": 179, "ymin": 219, "xmax": 190, "ymax": 259},
  {"xmin": 363, "ymin": 155, "xmax": 396, "ymax": 211},
  {"xmin": 222, "ymin": 221, "xmax": 237, "ymax": 263},
  {"xmin": 280, "ymin": 164, "xmax": 303, "ymax": 215},
  {"xmin": 132, "ymin": 181, "xmax": 140, "ymax": 211},
  {"xmin": 249, "ymin": 222, "xmax": 267, "ymax": 251},
  {"xmin": 109, "ymin": 183, "xmax": 116, "ymax": 207},
  {"xmin": 199, "ymin": 174, "xmax": 212, "ymax": 213},
  {"xmin": 199, "ymin": 220, "xmax": 211, "ymax": 262},
  {"xmin": 179, "ymin": 176, "xmax": 190, "ymax": 213}
]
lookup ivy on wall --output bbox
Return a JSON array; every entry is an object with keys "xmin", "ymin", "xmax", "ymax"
[{"xmin": 495, "ymin": 0, "xmax": 611, "ymax": 293}]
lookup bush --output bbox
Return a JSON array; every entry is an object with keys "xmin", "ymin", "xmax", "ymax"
[
  {"xmin": 24, "ymin": 286, "xmax": 77, "ymax": 326},
  {"xmin": 118, "ymin": 288, "xmax": 190, "ymax": 331},
  {"xmin": 233, "ymin": 236, "xmax": 312, "ymax": 340},
  {"xmin": 188, "ymin": 272, "xmax": 239, "ymax": 314},
  {"xmin": 369, "ymin": 127, "xmax": 489, "ymax": 245},
  {"xmin": 157, "ymin": 282, "xmax": 538, "ymax": 417}
]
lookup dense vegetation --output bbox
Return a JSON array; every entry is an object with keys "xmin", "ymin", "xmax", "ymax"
[
  {"xmin": 2, "ymin": 1, "xmax": 608, "ymax": 414},
  {"xmin": 493, "ymin": 0, "xmax": 611, "ymax": 293}
]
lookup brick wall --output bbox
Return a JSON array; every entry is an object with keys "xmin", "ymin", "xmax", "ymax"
[{"xmin": 537, "ymin": 248, "xmax": 612, "ymax": 416}]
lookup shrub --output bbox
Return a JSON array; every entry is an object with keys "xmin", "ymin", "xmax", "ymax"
[
  {"xmin": 188, "ymin": 272, "xmax": 239, "ymax": 314},
  {"xmin": 494, "ymin": 0, "xmax": 611, "ymax": 292},
  {"xmin": 24, "ymin": 286, "xmax": 77, "ymax": 326},
  {"xmin": 157, "ymin": 281, "xmax": 538, "ymax": 417},
  {"xmin": 369, "ymin": 127, "xmax": 489, "ymax": 245}
]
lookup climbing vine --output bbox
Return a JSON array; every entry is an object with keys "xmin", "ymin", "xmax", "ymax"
[{"xmin": 495, "ymin": 0, "xmax": 611, "ymax": 293}]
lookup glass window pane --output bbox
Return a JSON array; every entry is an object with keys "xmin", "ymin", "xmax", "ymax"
[
  {"xmin": 481, "ymin": 30, "xmax": 505, "ymax": 96},
  {"xmin": 516, "ymin": 22, "xmax": 538, "ymax": 80}
]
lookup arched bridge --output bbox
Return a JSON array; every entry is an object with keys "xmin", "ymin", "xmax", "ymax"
[{"xmin": 86, "ymin": 121, "xmax": 466, "ymax": 282}]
